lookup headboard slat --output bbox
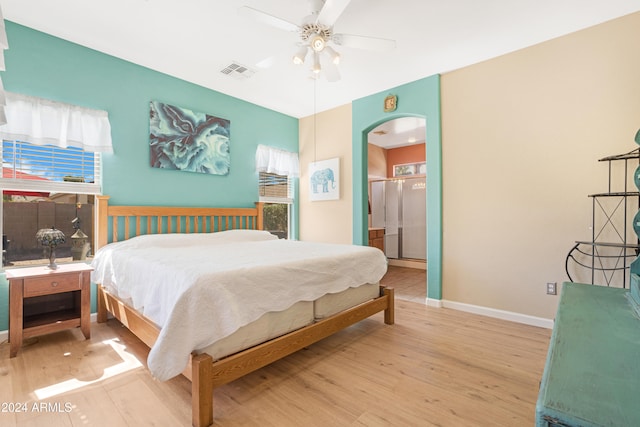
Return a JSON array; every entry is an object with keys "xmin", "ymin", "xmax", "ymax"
[
  {"xmin": 111, "ymin": 216, "xmax": 117, "ymax": 243},
  {"xmin": 96, "ymin": 196, "xmax": 265, "ymax": 249},
  {"xmin": 124, "ymin": 217, "xmax": 131, "ymax": 240}
]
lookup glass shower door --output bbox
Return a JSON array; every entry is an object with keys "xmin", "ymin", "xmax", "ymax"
[
  {"xmin": 370, "ymin": 178, "xmax": 426, "ymax": 261},
  {"xmin": 402, "ymin": 177, "xmax": 426, "ymax": 259},
  {"xmin": 384, "ymin": 180, "xmax": 400, "ymax": 259}
]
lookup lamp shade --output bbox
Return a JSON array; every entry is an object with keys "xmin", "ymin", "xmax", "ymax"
[
  {"xmin": 324, "ymin": 46, "xmax": 340, "ymax": 65},
  {"xmin": 292, "ymin": 45, "xmax": 309, "ymax": 65},
  {"xmin": 36, "ymin": 227, "xmax": 66, "ymax": 247},
  {"xmin": 36, "ymin": 227, "xmax": 66, "ymax": 269},
  {"xmin": 312, "ymin": 52, "xmax": 321, "ymax": 74}
]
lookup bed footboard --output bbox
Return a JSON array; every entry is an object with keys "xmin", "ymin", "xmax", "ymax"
[
  {"xmin": 208, "ymin": 285, "xmax": 393, "ymax": 386},
  {"xmin": 190, "ymin": 285, "xmax": 394, "ymax": 426},
  {"xmin": 192, "ymin": 354, "xmax": 214, "ymax": 427},
  {"xmin": 97, "ymin": 284, "xmax": 394, "ymax": 427},
  {"xmin": 98, "ymin": 286, "xmax": 160, "ymax": 348}
]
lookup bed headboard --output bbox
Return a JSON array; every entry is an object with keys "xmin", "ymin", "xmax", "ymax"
[{"xmin": 96, "ymin": 195, "xmax": 264, "ymax": 249}]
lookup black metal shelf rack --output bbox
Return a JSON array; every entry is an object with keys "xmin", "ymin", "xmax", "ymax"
[{"xmin": 565, "ymin": 148, "xmax": 640, "ymax": 287}]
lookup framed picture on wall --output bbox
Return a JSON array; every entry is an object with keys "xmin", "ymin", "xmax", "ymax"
[
  {"xmin": 393, "ymin": 161, "xmax": 426, "ymax": 177},
  {"xmin": 149, "ymin": 101, "xmax": 230, "ymax": 175},
  {"xmin": 309, "ymin": 157, "xmax": 340, "ymax": 201}
]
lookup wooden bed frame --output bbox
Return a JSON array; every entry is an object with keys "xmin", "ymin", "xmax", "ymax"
[{"xmin": 94, "ymin": 195, "xmax": 395, "ymax": 427}]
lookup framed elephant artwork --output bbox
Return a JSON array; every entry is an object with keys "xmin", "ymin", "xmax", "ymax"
[{"xmin": 309, "ymin": 157, "xmax": 340, "ymax": 201}]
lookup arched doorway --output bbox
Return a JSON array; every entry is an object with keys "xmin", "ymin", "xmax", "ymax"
[{"xmin": 351, "ymin": 75, "xmax": 442, "ymax": 304}]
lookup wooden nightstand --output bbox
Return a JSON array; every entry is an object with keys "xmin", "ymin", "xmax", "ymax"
[{"xmin": 7, "ymin": 263, "xmax": 93, "ymax": 357}]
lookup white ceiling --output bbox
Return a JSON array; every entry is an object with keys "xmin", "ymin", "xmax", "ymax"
[
  {"xmin": 2, "ymin": 0, "xmax": 640, "ymax": 120},
  {"xmin": 369, "ymin": 117, "xmax": 426, "ymax": 149}
]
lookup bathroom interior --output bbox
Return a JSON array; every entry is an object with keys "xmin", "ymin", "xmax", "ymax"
[{"xmin": 368, "ymin": 116, "xmax": 426, "ymax": 270}]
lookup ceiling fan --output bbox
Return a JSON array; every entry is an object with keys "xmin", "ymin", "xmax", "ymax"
[{"xmin": 240, "ymin": 0, "xmax": 396, "ymax": 82}]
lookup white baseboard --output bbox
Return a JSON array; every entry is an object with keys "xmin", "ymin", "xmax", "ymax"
[
  {"xmin": 441, "ymin": 299, "xmax": 554, "ymax": 329},
  {"xmin": 426, "ymin": 298, "xmax": 442, "ymax": 308},
  {"xmin": 388, "ymin": 259, "xmax": 427, "ymax": 270}
]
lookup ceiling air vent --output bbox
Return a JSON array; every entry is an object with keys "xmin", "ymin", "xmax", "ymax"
[{"xmin": 220, "ymin": 62, "xmax": 256, "ymax": 79}]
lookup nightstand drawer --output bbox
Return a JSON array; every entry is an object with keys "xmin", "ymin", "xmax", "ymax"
[{"xmin": 24, "ymin": 274, "xmax": 81, "ymax": 297}]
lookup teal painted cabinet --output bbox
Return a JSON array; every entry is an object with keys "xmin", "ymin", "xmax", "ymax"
[{"xmin": 536, "ymin": 282, "xmax": 640, "ymax": 426}]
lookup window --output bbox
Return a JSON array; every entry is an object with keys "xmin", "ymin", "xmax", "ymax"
[
  {"xmin": 2, "ymin": 141, "xmax": 100, "ymax": 192},
  {"xmin": 259, "ymin": 171, "xmax": 293, "ymax": 239},
  {"xmin": 255, "ymin": 145, "xmax": 298, "ymax": 240},
  {"xmin": 1, "ymin": 141, "xmax": 100, "ymax": 267},
  {"xmin": 0, "ymin": 92, "xmax": 112, "ymax": 267},
  {"xmin": 259, "ymin": 171, "xmax": 291, "ymax": 201}
]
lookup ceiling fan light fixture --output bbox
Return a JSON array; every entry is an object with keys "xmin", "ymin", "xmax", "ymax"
[
  {"xmin": 310, "ymin": 34, "xmax": 326, "ymax": 52},
  {"xmin": 312, "ymin": 52, "xmax": 321, "ymax": 74},
  {"xmin": 324, "ymin": 46, "xmax": 340, "ymax": 65},
  {"xmin": 243, "ymin": 0, "xmax": 397, "ymax": 83},
  {"xmin": 292, "ymin": 45, "xmax": 309, "ymax": 65}
]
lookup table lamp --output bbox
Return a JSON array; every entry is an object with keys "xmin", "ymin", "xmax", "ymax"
[{"xmin": 36, "ymin": 226, "xmax": 66, "ymax": 269}]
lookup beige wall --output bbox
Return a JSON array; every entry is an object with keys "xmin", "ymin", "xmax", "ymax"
[
  {"xmin": 441, "ymin": 12, "xmax": 640, "ymax": 319},
  {"xmin": 297, "ymin": 12, "xmax": 640, "ymax": 321},
  {"xmin": 299, "ymin": 103, "xmax": 353, "ymax": 244}
]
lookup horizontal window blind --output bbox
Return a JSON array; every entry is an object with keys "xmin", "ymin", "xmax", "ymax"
[
  {"xmin": 259, "ymin": 171, "xmax": 292, "ymax": 203},
  {"xmin": 1, "ymin": 140, "xmax": 101, "ymax": 194}
]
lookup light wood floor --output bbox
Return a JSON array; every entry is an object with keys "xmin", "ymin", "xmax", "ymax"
[
  {"xmin": 0, "ymin": 266, "xmax": 551, "ymax": 426},
  {"xmin": 380, "ymin": 265, "xmax": 428, "ymax": 303}
]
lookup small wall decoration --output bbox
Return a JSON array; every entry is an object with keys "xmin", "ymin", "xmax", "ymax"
[
  {"xmin": 309, "ymin": 157, "xmax": 340, "ymax": 201},
  {"xmin": 149, "ymin": 101, "xmax": 230, "ymax": 175},
  {"xmin": 393, "ymin": 161, "xmax": 426, "ymax": 177},
  {"xmin": 384, "ymin": 94, "xmax": 397, "ymax": 112}
]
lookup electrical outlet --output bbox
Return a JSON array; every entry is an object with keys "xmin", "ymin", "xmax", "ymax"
[{"xmin": 546, "ymin": 282, "xmax": 557, "ymax": 295}]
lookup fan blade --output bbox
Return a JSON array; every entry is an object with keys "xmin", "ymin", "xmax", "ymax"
[
  {"xmin": 319, "ymin": 53, "xmax": 341, "ymax": 82},
  {"xmin": 316, "ymin": 0, "xmax": 352, "ymax": 27},
  {"xmin": 255, "ymin": 55, "xmax": 277, "ymax": 69},
  {"xmin": 239, "ymin": 6, "xmax": 300, "ymax": 33},
  {"xmin": 255, "ymin": 43, "xmax": 303, "ymax": 69},
  {"xmin": 332, "ymin": 33, "xmax": 396, "ymax": 51}
]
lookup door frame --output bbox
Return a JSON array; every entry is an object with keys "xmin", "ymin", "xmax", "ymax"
[{"xmin": 351, "ymin": 75, "xmax": 442, "ymax": 303}]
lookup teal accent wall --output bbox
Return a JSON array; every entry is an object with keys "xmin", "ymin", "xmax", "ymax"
[
  {"xmin": 352, "ymin": 75, "xmax": 442, "ymax": 300},
  {"xmin": 0, "ymin": 22, "xmax": 299, "ymax": 331}
]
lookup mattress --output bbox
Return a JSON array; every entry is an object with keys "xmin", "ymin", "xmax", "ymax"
[
  {"xmin": 314, "ymin": 282, "xmax": 380, "ymax": 319},
  {"xmin": 199, "ymin": 283, "xmax": 381, "ymax": 361},
  {"xmin": 199, "ymin": 300, "xmax": 314, "ymax": 361}
]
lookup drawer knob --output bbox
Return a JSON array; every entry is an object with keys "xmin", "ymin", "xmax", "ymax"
[{"xmin": 51, "ymin": 282, "xmax": 58, "ymax": 287}]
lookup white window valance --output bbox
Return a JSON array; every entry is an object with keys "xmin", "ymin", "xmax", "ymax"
[
  {"xmin": 256, "ymin": 144, "xmax": 299, "ymax": 178},
  {"xmin": 0, "ymin": 92, "xmax": 113, "ymax": 153}
]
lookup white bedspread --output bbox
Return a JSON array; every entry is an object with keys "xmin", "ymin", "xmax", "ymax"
[{"xmin": 91, "ymin": 230, "xmax": 387, "ymax": 380}]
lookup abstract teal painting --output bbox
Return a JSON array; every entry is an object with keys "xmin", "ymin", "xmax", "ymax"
[{"xmin": 149, "ymin": 101, "xmax": 230, "ymax": 175}]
